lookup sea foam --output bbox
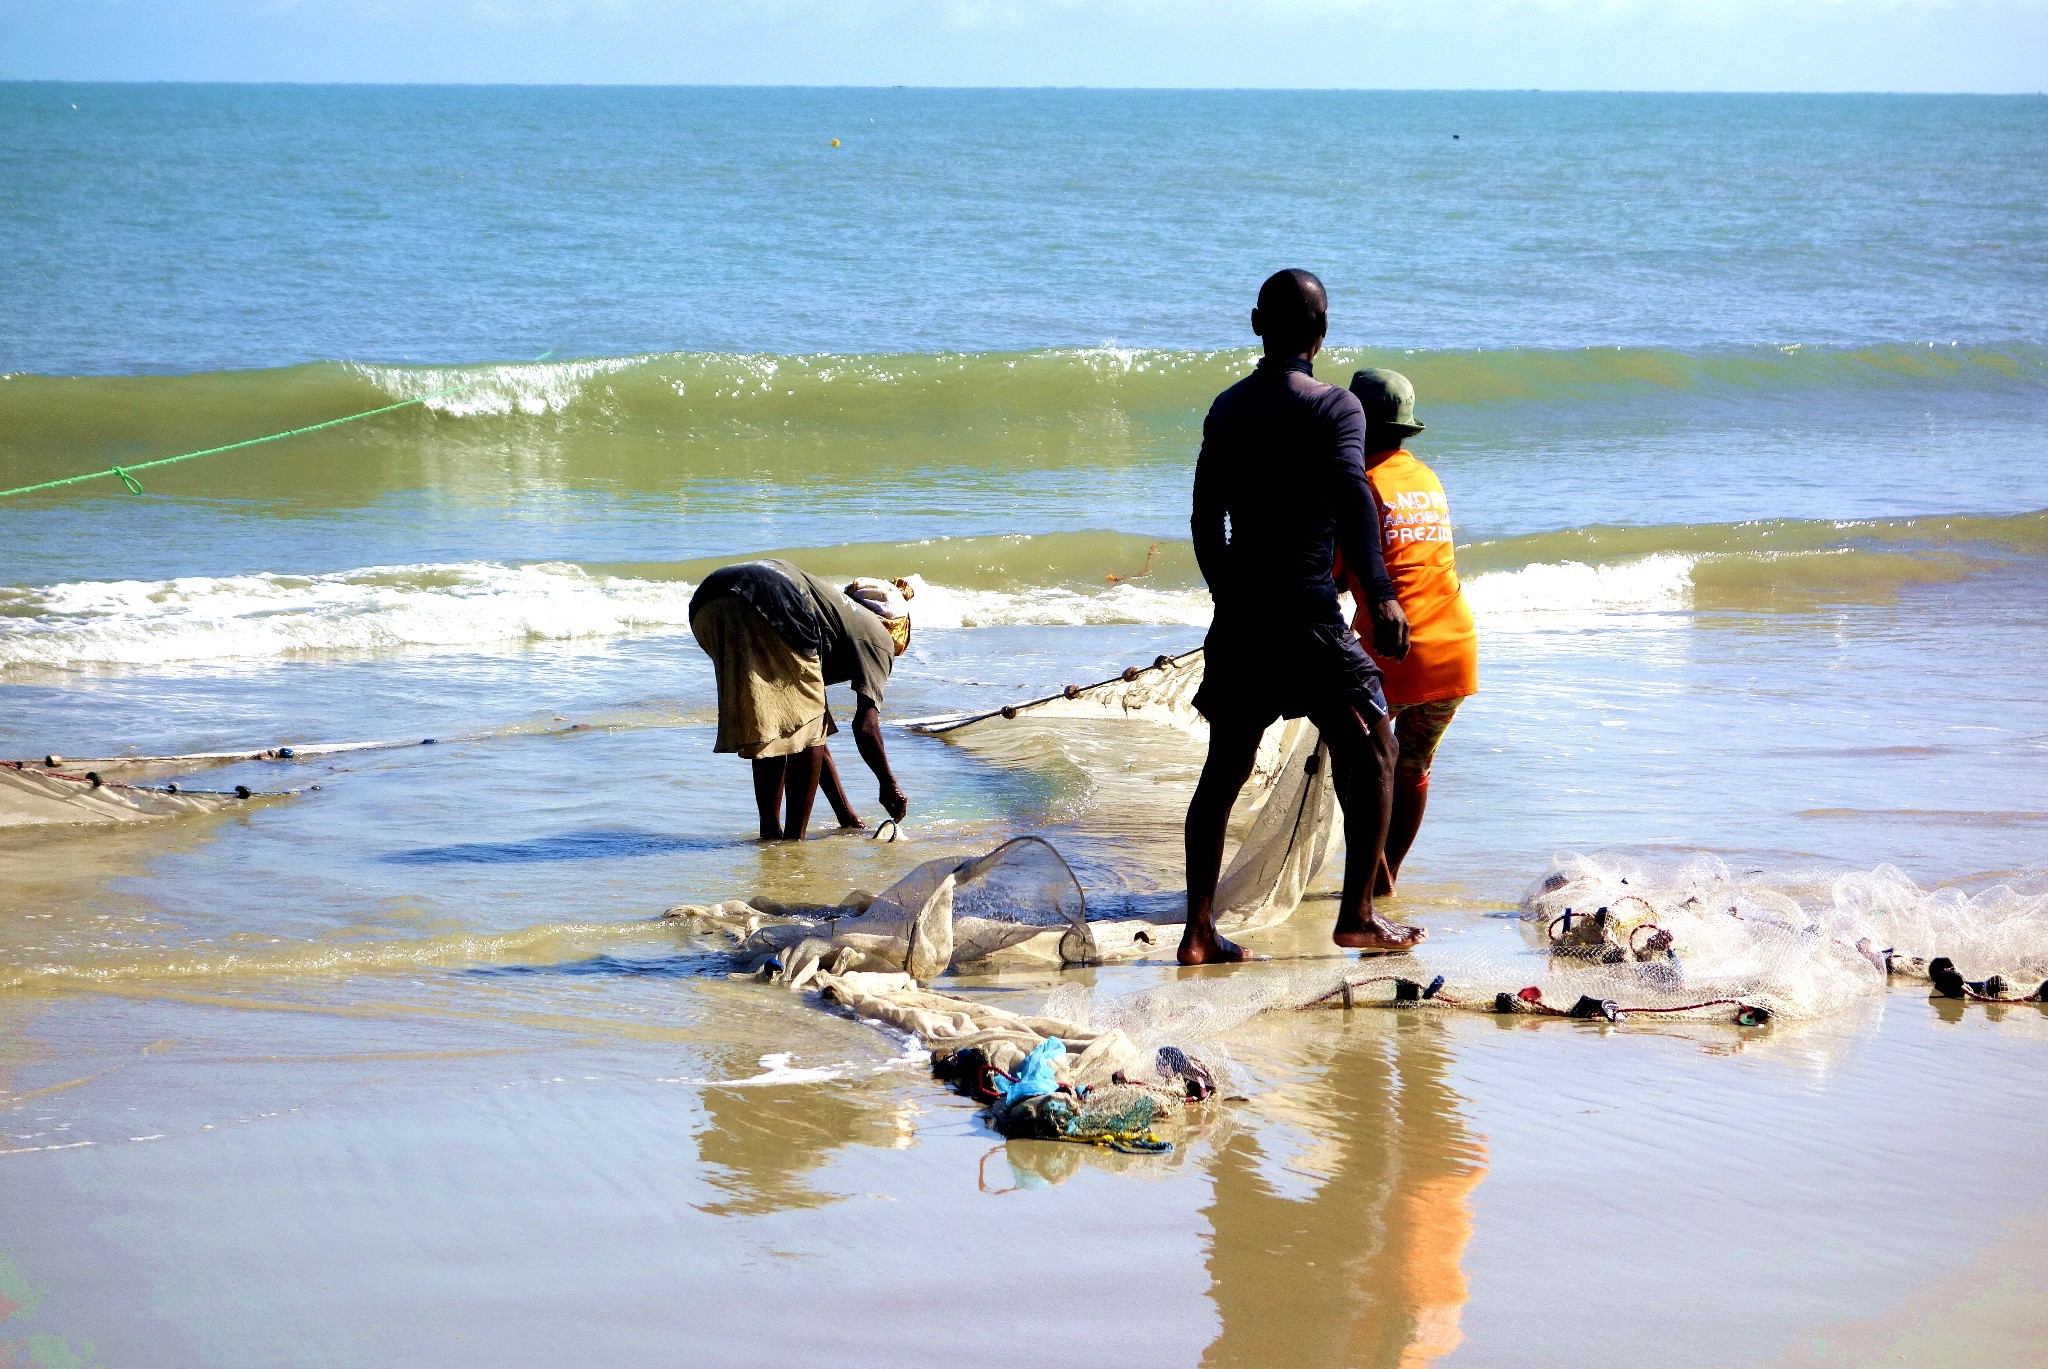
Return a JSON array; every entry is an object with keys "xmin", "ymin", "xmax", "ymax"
[
  {"xmin": 350, "ymin": 356, "xmax": 640, "ymax": 418},
  {"xmin": 1461, "ymin": 553, "xmax": 1695, "ymax": 619},
  {"xmin": 0, "ymin": 555, "xmax": 1703, "ymax": 669},
  {"xmin": 0, "ymin": 562, "xmax": 698, "ymax": 668}
]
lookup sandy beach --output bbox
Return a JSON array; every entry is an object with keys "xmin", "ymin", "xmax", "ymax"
[{"xmin": 4, "ymin": 85, "xmax": 2047, "ymax": 1366}]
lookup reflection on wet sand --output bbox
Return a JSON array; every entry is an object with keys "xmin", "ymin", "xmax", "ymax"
[
  {"xmin": 696, "ymin": 1077, "xmax": 916, "ymax": 1217},
  {"xmin": 0, "ymin": 811, "xmax": 241, "ymax": 959},
  {"xmin": 0, "ymin": 815, "xmax": 242, "ymax": 1102},
  {"xmin": 1202, "ymin": 1015, "xmax": 1486, "ymax": 1369}
]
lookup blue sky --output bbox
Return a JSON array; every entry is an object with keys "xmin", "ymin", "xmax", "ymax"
[{"xmin": 4, "ymin": 0, "xmax": 2045, "ymax": 90}]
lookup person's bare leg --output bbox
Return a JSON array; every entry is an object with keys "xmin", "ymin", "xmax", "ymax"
[
  {"xmin": 780, "ymin": 745, "xmax": 826, "ymax": 840},
  {"xmin": 1180, "ymin": 719, "xmax": 1267, "ymax": 965},
  {"xmin": 1372, "ymin": 706, "xmax": 1406, "ymax": 897},
  {"xmin": 1382, "ymin": 769, "xmax": 1429, "ymax": 891},
  {"xmin": 1324, "ymin": 705, "xmax": 1426, "ymax": 952},
  {"xmin": 816, "ymin": 744, "xmax": 863, "ymax": 829},
  {"xmin": 750, "ymin": 756, "xmax": 787, "ymax": 842}
]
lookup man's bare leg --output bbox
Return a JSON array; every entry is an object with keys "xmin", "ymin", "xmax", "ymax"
[
  {"xmin": 750, "ymin": 756, "xmax": 787, "ymax": 842},
  {"xmin": 816, "ymin": 745, "xmax": 863, "ymax": 829},
  {"xmin": 780, "ymin": 745, "xmax": 826, "ymax": 840},
  {"xmin": 1379, "ymin": 769, "xmax": 1430, "ymax": 895},
  {"xmin": 1180, "ymin": 719, "xmax": 1267, "ymax": 965},
  {"xmin": 1324, "ymin": 705, "xmax": 1426, "ymax": 952}
]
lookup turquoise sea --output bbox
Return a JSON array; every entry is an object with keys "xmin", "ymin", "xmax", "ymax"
[{"xmin": 2, "ymin": 86, "xmax": 2046, "ymax": 1367}]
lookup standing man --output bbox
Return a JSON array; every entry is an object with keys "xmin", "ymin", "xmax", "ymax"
[
  {"xmin": 1179, "ymin": 270, "xmax": 1426, "ymax": 964},
  {"xmin": 1348, "ymin": 369, "xmax": 1478, "ymax": 896},
  {"xmin": 689, "ymin": 561, "xmax": 912, "ymax": 841}
]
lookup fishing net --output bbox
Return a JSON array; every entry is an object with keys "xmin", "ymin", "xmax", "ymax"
[
  {"xmin": 671, "ymin": 836, "xmax": 1091, "ymax": 980},
  {"xmin": 678, "ymin": 649, "xmax": 2048, "ymax": 1154},
  {"xmin": 670, "ymin": 717, "xmax": 1335, "ymax": 977},
  {"xmin": 1152, "ymin": 852, "xmax": 2048, "ymax": 1028},
  {"xmin": 852, "ymin": 852, "xmax": 2048, "ymax": 1075},
  {"xmin": 684, "ymin": 852, "xmax": 2048, "ymax": 1157},
  {"xmin": 1505, "ymin": 853, "xmax": 2048, "ymax": 1016},
  {"xmin": 0, "ymin": 761, "xmax": 268, "ymax": 828},
  {"xmin": 901, "ymin": 648, "xmax": 1207, "ymax": 737},
  {"xmin": 1, "ymin": 725, "xmax": 588, "ymax": 827},
  {"xmin": 798, "ymin": 964, "xmax": 1222, "ymax": 1152},
  {"xmin": 672, "ymin": 649, "xmax": 1336, "ymax": 978},
  {"xmin": 882, "ymin": 648, "xmax": 1340, "ymax": 954},
  {"xmin": 829, "ymin": 835, "xmax": 1096, "ymax": 979},
  {"xmin": 682, "ymin": 637, "xmax": 2048, "ymax": 1044},
  {"xmin": 1211, "ymin": 718, "xmax": 1336, "ymax": 934},
  {"xmin": 676, "ymin": 762, "xmax": 2048, "ymax": 1024}
]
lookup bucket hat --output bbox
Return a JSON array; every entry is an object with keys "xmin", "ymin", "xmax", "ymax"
[{"xmin": 1348, "ymin": 368, "xmax": 1425, "ymax": 441}]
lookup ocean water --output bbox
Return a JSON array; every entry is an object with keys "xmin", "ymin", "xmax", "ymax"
[{"xmin": 3, "ymin": 86, "xmax": 2047, "ymax": 1368}]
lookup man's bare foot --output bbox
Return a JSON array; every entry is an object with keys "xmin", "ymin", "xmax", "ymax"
[
  {"xmin": 837, "ymin": 814, "xmax": 865, "ymax": 830},
  {"xmin": 1332, "ymin": 913, "xmax": 1425, "ymax": 953},
  {"xmin": 1177, "ymin": 929, "xmax": 1250, "ymax": 965},
  {"xmin": 1372, "ymin": 865, "xmax": 1397, "ymax": 899}
]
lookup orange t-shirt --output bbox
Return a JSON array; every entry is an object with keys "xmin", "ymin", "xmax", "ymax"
[{"xmin": 1356, "ymin": 450, "xmax": 1478, "ymax": 706}]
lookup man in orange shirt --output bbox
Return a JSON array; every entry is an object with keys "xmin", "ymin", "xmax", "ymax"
[{"xmin": 1344, "ymin": 369, "xmax": 1479, "ymax": 895}]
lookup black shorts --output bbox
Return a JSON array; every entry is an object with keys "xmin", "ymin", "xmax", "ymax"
[{"xmin": 1193, "ymin": 612, "xmax": 1389, "ymax": 730}]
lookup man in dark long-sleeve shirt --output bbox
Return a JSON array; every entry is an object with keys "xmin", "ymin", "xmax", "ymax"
[{"xmin": 1180, "ymin": 269, "xmax": 1427, "ymax": 963}]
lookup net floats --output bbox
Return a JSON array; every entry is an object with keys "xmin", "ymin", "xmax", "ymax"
[
  {"xmin": 990, "ymin": 651, "xmax": 1192, "ymax": 720},
  {"xmin": 1928, "ymin": 956, "xmax": 2048, "ymax": 1004},
  {"xmin": 1314, "ymin": 973, "xmax": 1773, "ymax": 1026}
]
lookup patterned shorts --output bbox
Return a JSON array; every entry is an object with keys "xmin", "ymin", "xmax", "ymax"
[{"xmin": 1390, "ymin": 696, "xmax": 1464, "ymax": 780}]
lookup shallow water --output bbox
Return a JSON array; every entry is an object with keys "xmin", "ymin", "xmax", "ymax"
[{"xmin": 4, "ymin": 86, "xmax": 2047, "ymax": 1367}]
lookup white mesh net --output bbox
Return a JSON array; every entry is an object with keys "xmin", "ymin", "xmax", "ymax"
[
  {"xmin": 852, "ymin": 835, "xmax": 1097, "ymax": 977},
  {"xmin": 900, "ymin": 648, "xmax": 1207, "ymax": 737},
  {"xmin": 670, "ymin": 652, "xmax": 1343, "ymax": 980},
  {"xmin": 1213, "ymin": 720, "xmax": 1336, "ymax": 934},
  {"xmin": 669, "ymin": 835, "xmax": 1098, "ymax": 981},
  {"xmin": 1508, "ymin": 852, "xmax": 2048, "ymax": 1017},
  {"xmin": 793, "ymin": 851, "xmax": 2048, "ymax": 1092},
  {"xmin": 1051, "ymin": 851, "xmax": 2048, "ymax": 1036},
  {"xmin": 670, "ymin": 857, "xmax": 2048, "ymax": 1168},
  {"xmin": 670, "ymin": 723, "xmax": 1334, "ymax": 978},
  {"xmin": 674, "ymin": 657, "xmax": 2048, "ymax": 1154},
  {"xmin": 900, "ymin": 650, "xmax": 1338, "ymax": 936},
  {"xmin": 0, "ymin": 762, "xmax": 269, "ymax": 827}
]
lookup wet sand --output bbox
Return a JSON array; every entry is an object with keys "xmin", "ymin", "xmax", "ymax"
[{"xmin": 3, "ymin": 819, "xmax": 2045, "ymax": 1366}]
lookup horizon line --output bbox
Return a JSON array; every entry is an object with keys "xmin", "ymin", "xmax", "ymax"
[{"xmin": 4, "ymin": 79, "xmax": 2044, "ymax": 97}]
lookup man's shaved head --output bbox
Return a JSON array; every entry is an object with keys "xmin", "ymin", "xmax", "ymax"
[{"xmin": 1253, "ymin": 269, "xmax": 1329, "ymax": 354}]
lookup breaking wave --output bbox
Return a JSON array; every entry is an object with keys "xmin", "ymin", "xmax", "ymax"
[
  {"xmin": 0, "ymin": 562, "xmax": 702, "ymax": 668},
  {"xmin": 5, "ymin": 343, "xmax": 2044, "ymax": 502},
  {"xmin": 0, "ymin": 556, "xmax": 1711, "ymax": 669},
  {"xmin": 2, "ymin": 508, "xmax": 2039, "ymax": 669}
]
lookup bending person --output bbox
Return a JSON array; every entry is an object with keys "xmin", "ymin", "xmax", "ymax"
[
  {"xmin": 1180, "ymin": 269, "xmax": 1425, "ymax": 965},
  {"xmin": 689, "ymin": 561, "xmax": 912, "ymax": 841},
  {"xmin": 1344, "ymin": 369, "xmax": 1479, "ymax": 896}
]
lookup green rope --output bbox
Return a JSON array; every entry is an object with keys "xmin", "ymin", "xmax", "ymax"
[{"xmin": 0, "ymin": 350, "xmax": 555, "ymax": 501}]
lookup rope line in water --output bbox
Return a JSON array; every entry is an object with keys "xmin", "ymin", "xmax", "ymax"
[
  {"xmin": 0, "ymin": 350, "xmax": 553, "ymax": 501},
  {"xmin": 899, "ymin": 648, "xmax": 1204, "ymax": 735},
  {"xmin": 1313, "ymin": 971, "xmax": 1776, "ymax": 1025}
]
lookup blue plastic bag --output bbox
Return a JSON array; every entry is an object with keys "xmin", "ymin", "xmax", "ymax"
[{"xmin": 994, "ymin": 1037, "xmax": 1066, "ymax": 1107}]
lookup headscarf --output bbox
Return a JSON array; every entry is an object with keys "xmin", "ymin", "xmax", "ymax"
[{"xmin": 846, "ymin": 577, "xmax": 914, "ymax": 656}]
